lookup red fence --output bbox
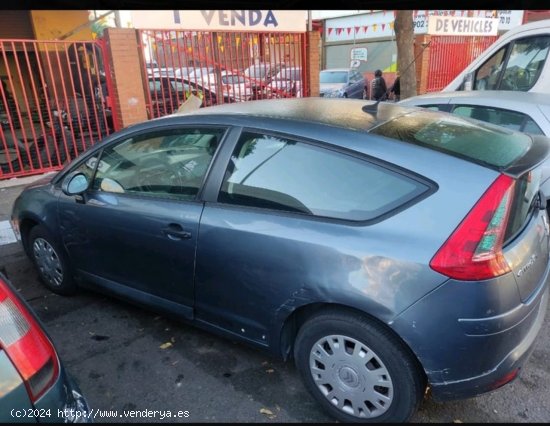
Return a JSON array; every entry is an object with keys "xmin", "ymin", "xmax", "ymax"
[
  {"xmin": 0, "ymin": 39, "xmax": 118, "ymax": 179},
  {"xmin": 139, "ymin": 29, "xmax": 307, "ymax": 118},
  {"xmin": 426, "ymin": 35, "xmax": 498, "ymax": 92}
]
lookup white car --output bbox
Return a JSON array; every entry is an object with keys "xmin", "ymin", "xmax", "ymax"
[
  {"xmin": 269, "ymin": 67, "xmax": 303, "ymax": 98},
  {"xmin": 444, "ymin": 19, "xmax": 550, "ymax": 94},
  {"xmin": 203, "ymin": 70, "xmax": 253, "ymax": 102},
  {"xmin": 399, "ymin": 90, "xmax": 550, "ymax": 203}
]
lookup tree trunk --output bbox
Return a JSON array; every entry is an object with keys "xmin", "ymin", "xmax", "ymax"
[{"xmin": 394, "ymin": 11, "xmax": 417, "ymax": 99}]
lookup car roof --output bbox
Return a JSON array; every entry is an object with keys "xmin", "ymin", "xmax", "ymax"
[
  {"xmin": 170, "ymin": 98, "xmax": 402, "ymax": 131},
  {"xmin": 401, "ymin": 90, "xmax": 550, "ymax": 107}
]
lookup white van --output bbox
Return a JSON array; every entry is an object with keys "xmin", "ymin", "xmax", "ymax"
[{"xmin": 444, "ymin": 19, "xmax": 550, "ymax": 93}]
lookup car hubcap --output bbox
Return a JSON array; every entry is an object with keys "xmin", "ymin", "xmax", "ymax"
[
  {"xmin": 309, "ymin": 335, "xmax": 393, "ymax": 419},
  {"xmin": 33, "ymin": 238, "xmax": 63, "ymax": 287}
]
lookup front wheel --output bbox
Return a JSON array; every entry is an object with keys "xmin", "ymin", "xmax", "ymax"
[
  {"xmin": 29, "ymin": 225, "xmax": 76, "ymax": 295},
  {"xmin": 294, "ymin": 310, "xmax": 425, "ymax": 423}
]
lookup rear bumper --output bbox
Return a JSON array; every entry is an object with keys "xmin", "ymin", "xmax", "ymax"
[
  {"xmin": 35, "ymin": 367, "xmax": 91, "ymax": 423},
  {"xmin": 391, "ymin": 267, "xmax": 549, "ymax": 401},
  {"xmin": 430, "ymin": 284, "xmax": 548, "ymax": 401}
]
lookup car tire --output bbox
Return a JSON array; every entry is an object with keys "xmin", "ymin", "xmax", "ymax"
[
  {"xmin": 29, "ymin": 225, "xmax": 77, "ymax": 295},
  {"xmin": 294, "ymin": 310, "xmax": 425, "ymax": 423}
]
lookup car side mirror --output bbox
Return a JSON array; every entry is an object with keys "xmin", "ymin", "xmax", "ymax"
[{"xmin": 62, "ymin": 171, "xmax": 89, "ymax": 196}]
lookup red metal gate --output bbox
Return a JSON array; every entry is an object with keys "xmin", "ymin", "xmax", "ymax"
[
  {"xmin": 139, "ymin": 29, "xmax": 308, "ymax": 118},
  {"xmin": 426, "ymin": 35, "xmax": 498, "ymax": 92},
  {"xmin": 0, "ymin": 38, "xmax": 119, "ymax": 179}
]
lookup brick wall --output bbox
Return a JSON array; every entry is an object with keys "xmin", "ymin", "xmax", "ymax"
[
  {"xmin": 307, "ymin": 31, "xmax": 320, "ymax": 97},
  {"xmin": 104, "ymin": 28, "xmax": 148, "ymax": 128},
  {"xmin": 414, "ymin": 34, "xmax": 431, "ymax": 95}
]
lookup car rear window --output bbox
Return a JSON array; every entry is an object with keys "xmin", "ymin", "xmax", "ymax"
[{"xmin": 371, "ymin": 110, "xmax": 532, "ymax": 169}]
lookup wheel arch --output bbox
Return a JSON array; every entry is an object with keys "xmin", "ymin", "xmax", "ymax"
[
  {"xmin": 278, "ymin": 302, "xmax": 426, "ymax": 382},
  {"xmin": 19, "ymin": 215, "xmax": 41, "ymax": 256}
]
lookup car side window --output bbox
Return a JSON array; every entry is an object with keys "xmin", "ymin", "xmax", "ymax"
[
  {"xmin": 218, "ymin": 131, "xmax": 429, "ymax": 221},
  {"xmin": 419, "ymin": 104, "xmax": 445, "ymax": 111},
  {"xmin": 522, "ymin": 117, "xmax": 544, "ymax": 135},
  {"xmin": 452, "ymin": 105, "xmax": 544, "ymax": 135},
  {"xmin": 91, "ymin": 127, "xmax": 225, "ymax": 200},
  {"xmin": 474, "ymin": 36, "xmax": 550, "ymax": 91},
  {"xmin": 474, "ymin": 47, "xmax": 506, "ymax": 90},
  {"xmin": 500, "ymin": 36, "xmax": 550, "ymax": 91}
]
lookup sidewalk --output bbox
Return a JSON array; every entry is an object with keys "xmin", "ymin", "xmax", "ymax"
[{"xmin": 0, "ymin": 172, "xmax": 54, "ymax": 245}]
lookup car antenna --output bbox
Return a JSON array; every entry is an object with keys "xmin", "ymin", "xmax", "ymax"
[{"xmin": 362, "ymin": 100, "xmax": 380, "ymax": 117}]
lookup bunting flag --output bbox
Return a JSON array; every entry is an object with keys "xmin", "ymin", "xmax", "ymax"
[
  {"xmin": 327, "ymin": 20, "xmax": 403, "ymax": 37},
  {"xmin": 413, "ymin": 10, "xmax": 418, "ymax": 18},
  {"xmin": 236, "ymin": 36, "xmax": 241, "ymax": 46}
]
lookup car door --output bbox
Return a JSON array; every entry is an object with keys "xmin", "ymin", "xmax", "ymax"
[
  {"xmin": 194, "ymin": 128, "xmax": 431, "ymax": 345},
  {"xmin": 57, "ymin": 125, "xmax": 227, "ymax": 316}
]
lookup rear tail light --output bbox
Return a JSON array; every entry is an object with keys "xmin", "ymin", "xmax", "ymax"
[
  {"xmin": 0, "ymin": 277, "xmax": 59, "ymax": 401},
  {"xmin": 430, "ymin": 174, "xmax": 515, "ymax": 280}
]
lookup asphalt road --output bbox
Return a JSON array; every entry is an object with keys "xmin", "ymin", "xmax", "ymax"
[{"xmin": 1, "ymin": 182, "xmax": 549, "ymax": 423}]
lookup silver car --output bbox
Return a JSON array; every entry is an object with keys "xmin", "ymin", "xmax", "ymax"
[
  {"xmin": 399, "ymin": 90, "xmax": 550, "ymax": 204},
  {"xmin": 319, "ymin": 68, "xmax": 366, "ymax": 98}
]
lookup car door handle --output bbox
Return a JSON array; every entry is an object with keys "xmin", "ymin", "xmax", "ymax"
[{"xmin": 161, "ymin": 224, "xmax": 192, "ymax": 240}]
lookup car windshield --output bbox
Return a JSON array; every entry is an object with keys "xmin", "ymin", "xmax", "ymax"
[
  {"xmin": 320, "ymin": 71, "xmax": 348, "ymax": 84},
  {"xmin": 371, "ymin": 110, "xmax": 531, "ymax": 169}
]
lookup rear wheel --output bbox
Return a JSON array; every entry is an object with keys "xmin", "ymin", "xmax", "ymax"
[
  {"xmin": 294, "ymin": 310, "xmax": 425, "ymax": 423},
  {"xmin": 29, "ymin": 225, "xmax": 76, "ymax": 295}
]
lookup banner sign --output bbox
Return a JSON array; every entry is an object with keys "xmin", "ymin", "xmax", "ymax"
[
  {"xmin": 428, "ymin": 16, "xmax": 499, "ymax": 36},
  {"xmin": 131, "ymin": 10, "xmax": 307, "ymax": 32}
]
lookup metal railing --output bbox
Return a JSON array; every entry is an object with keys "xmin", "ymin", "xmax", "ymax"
[
  {"xmin": 139, "ymin": 29, "xmax": 308, "ymax": 118},
  {"xmin": 0, "ymin": 39, "xmax": 117, "ymax": 179},
  {"xmin": 427, "ymin": 35, "xmax": 498, "ymax": 92}
]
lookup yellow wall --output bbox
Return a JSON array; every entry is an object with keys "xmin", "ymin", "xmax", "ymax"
[{"xmin": 30, "ymin": 10, "xmax": 93, "ymax": 41}]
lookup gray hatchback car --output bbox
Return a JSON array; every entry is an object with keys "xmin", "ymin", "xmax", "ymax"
[{"xmin": 10, "ymin": 98, "xmax": 550, "ymax": 422}]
